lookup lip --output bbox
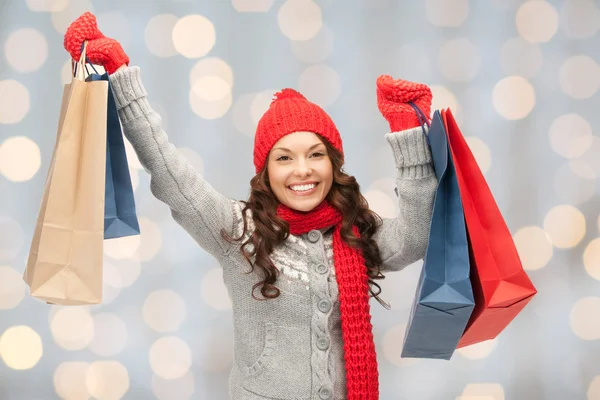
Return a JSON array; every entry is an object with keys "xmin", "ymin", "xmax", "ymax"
[{"xmin": 287, "ymin": 182, "xmax": 319, "ymax": 196}]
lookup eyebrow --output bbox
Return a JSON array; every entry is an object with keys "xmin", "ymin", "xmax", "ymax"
[{"xmin": 272, "ymin": 143, "xmax": 325, "ymax": 152}]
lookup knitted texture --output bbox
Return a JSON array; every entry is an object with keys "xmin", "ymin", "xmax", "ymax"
[
  {"xmin": 376, "ymin": 75, "xmax": 433, "ymax": 132},
  {"xmin": 253, "ymin": 89, "xmax": 343, "ymax": 173},
  {"xmin": 64, "ymin": 12, "xmax": 129, "ymax": 74},
  {"xmin": 277, "ymin": 201, "xmax": 379, "ymax": 400}
]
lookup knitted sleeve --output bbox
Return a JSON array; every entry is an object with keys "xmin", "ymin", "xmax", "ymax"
[
  {"xmin": 108, "ymin": 66, "xmax": 239, "ymax": 258},
  {"xmin": 372, "ymin": 126, "xmax": 437, "ymax": 272}
]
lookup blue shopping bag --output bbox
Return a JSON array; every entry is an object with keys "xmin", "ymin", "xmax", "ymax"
[
  {"xmin": 400, "ymin": 107, "xmax": 474, "ymax": 360},
  {"xmin": 84, "ymin": 68, "xmax": 140, "ymax": 239}
]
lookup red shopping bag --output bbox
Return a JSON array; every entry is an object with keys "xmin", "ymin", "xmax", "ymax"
[{"xmin": 441, "ymin": 109, "xmax": 537, "ymax": 348}]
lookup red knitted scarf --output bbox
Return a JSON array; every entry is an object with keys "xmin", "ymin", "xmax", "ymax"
[{"xmin": 276, "ymin": 200, "xmax": 379, "ymax": 400}]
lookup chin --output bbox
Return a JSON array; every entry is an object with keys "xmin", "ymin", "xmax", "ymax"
[{"xmin": 285, "ymin": 197, "xmax": 323, "ymax": 213}]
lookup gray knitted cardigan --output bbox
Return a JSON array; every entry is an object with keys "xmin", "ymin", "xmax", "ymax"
[{"xmin": 109, "ymin": 66, "xmax": 437, "ymax": 400}]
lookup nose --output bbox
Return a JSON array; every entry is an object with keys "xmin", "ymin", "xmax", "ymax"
[{"xmin": 294, "ymin": 158, "xmax": 311, "ymax": 177}]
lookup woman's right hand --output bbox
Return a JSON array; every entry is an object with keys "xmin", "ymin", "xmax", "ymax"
[{"xmin": 64, "ymin": 12, "xmax": 129, "ymax": 74}]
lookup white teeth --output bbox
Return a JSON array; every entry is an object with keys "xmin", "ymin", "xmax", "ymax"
[{"xmin": 290, "ymin": 183, "xmax": 317, "ymax": 192}]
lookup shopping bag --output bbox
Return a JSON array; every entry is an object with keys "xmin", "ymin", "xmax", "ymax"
[
  {"xmin": 442, "ymin": 108, "xmax": 537, "ymax": 348},
  {"xmin": 86, "ymin": 71, "xmax": 140, "ymax": 240},
  {"xmin": 401, "ymin": 108, "xmax": 475, "ymax": 360},
  {"xmin": 23, "ymin": 44, "xmax": 107, "ymax": 305}
]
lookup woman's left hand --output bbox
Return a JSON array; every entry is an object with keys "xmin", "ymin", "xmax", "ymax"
[{"xmin": 376, "ymin": 75, "xmax": 432, "ymax": 132}]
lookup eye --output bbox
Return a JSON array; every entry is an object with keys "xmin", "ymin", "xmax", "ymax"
[
  {"xmin": 276, "ymin": 155, "xmax": 290, "ymax": 161},
  {"xmin": 311, "ymin": 152, "xmax": 325, "ymax": 158}
]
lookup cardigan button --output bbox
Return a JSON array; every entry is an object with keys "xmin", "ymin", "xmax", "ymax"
[
  {"xmin": 307, "ymin": 230, "xmax": 320, "ymax": 243},
  {"xmin": 316, "ymin": 336, "xmax": 330, "ymax": 350},
  {"xmin": 318, "ymin": 386, "xmax": 333, "ymax": 399},
  {"xmin": 318, "ymin": 299, "xmax": 331, "ymax": 313},
  {"xmin": 315, "ymin": 263, "xmax": 328, "ymax": 274}
]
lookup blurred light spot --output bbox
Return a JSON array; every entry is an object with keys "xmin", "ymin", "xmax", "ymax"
[
  {"xmin": 190, "ymin": 57, "xmax": 234, "ymax": 89},
  {"xmin": 129, "ymin": 166, "xmax": 140, "ymax": 193},
  {"xmin": 152, "ymin": 372, "xmax": 195, "ymax": 400},
  {"xmin": 298, "ymin": 64, "xmax": 341, "ymax": 106},
  {"xmin": 106, "ymin": 259, "xmax": 141, "ymax": 289},
  {"xmin": 143, "ymin": 289, "xmax": 187, "ymax": 332},
  {"xmin": 250, "ymin": 90, "xmax": 277, "ymax": 125},
  {"xmin": 554, "ymin": 163, "xmax": 595, "ymax": 205},
  {"xmin": 88, "ymin": 313, "xmax": 128, "ymax": 357},
  {"xmin": 492, "ymin": 76, "xmax": 535, "ymax": 120},
  {"xmin": 570, "ymin": 136, "xmax": 600, "ymax": 179},
  {"xmin": 232, "ymin": 93, "xmax": 257, "ymax": 137},
  {"xmin": 4, "ymin": 28, "xmax": 48, "ymax": 73},
  {"xmin": 367, "ymin": 178, "xmax": 396, "ymax": 197},
  {"xmin": 50, "ymin": 307, "xmax": 94, "ymax": 351},
  {"xmin": 457, "ymin": 339, "xmax": 498, "ymax": 360},
  {"xmin": 584, "ymin": 238, "xmax": 600, "ymax": 281},
  {"xmin": 0, "ymin": 216, "xmax": 25, "ymax": 261},
  {"xmin": 54, "ymin": 362, "xmax": 90, "ymax": 400},
  {"xmin": 86, "ymin": 361, "xmax": 130, "ymax": 400},
  {"xmin": 232, "ymin": 0, "xmax": 274, "ymax": 12},
  {"xmin": 61, "ymin": 59, "xmax": 73, "ymax": 84},
  {"xmin": 291, "ymin": 25, "xmax": 333, "ymax": 63},
  {"xmin": 133, "ymin": 217, "xmax": 162, "ymax": 262},
  {"xmin": 96, "ymin": 12, "xmax": 131, "ymax": 48},
  {"xmin": 101, "ymin": 262, "xmax": 122, "ymax": 305},
  {"xmin": 278, "ymin": 0, "xmax": 323, "ymax": 40},
  {"xmin": 570, "ymin": 297, "xmax": 600, "ymax": 340},
  {"xmin": 178, "ymin": 148, "xmax": 204, "ymax": 176},
  {"xmin": 500, "ymin": 37, "xmax": 543, "ymax": 78},
  {"xmin": 382, "ymin": 324, "xmax": 419, "ymax": 366},
  {"xmin": 513, "ymin": 227, "xmax": 553, "ymax": 271},
  {"xmin": 549, "ymin": 114, "xmax": 593, "ymax": 159},
  {"xmin": 0, "ymin": 136, "xmax": 41, "ymax": 182},
  {"xmin": 123, "ymin": 137, "xmax": 143, "ymax": 171},
  {"xmin": 104, "ymin": 235, "xmax": 141, "ymax": 260},
  {"xmin": 426, "ymin": 0, "xmax": 469, "ymax": 27},
  {"xmin": 544, "ymin": 205, "xmax": 586, "ymax": 249},
  {"xmin": 589, "ymin": 376, "xmax": 600, "ymax": 399},
  {"xmin": 460, "ymin": 383, "xmax": 505, "ymax": 400},
  {"xmin": 27, "ymin": 0, "xmax": 68, "ymax": 12},
  {"xmin": 197, "ymin": 330, "xmax": 234, "ymax": 373},
  {"xmin": 172, "ymin": 15, "xmax": 216, "ymax": 59},
  {"xmin": 364, "ymin": 190, "xmax": 397, "ymax": 219},
  {"xmin": 145, "ymin": 14, "xmax": 179, "ymax": 58},
  {"xmin": 0, "ymin": 267, "xmax": 26, "ymax": 310},
  {"xmin": 189, "ymin": 86, "xmax": 232, "ymax": 119},
  {"xmin": 559, "ymin": 55, "xmax": 600, "ymax": 99},
  {"xmin": 438, "ymin": 38, "xmax": 481, "ymax": 82},
  {"xmin": 51, "ymin": 0, "xmax": 94, "ymax": 33},
  {"xmin": 431, "ymin": 85, "xmax": 461, "ymax": 123},
  {"xmin": 0, "ymin": 80, "xmax": 30, "ymax": 124},
  {"xmin": 560, "ymin": 0, "xmax": 600, "ymax": 39},
  {"xmin": 516, "ymin": 1, "xmax": 559, "ymax": 43},
  {"xmin": 465, "ymin": 137, "xmax": 491, "ymax": 174},
  {"xmin": 149, "ymin": 336, "xmax": 192, "ymax": 379},
  {"xmin": 201, "ymin": 268, "xmax": 231, "ymax": 311},
  {"xmin": 0, "ymin": 326, "xmax": 43, "ymax": 370},
  {"xmin": 192, "ymin": 76, "xmax": 230, "ymax": 102}
]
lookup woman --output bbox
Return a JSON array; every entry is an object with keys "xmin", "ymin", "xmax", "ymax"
[{"xmin": 64, "ymin": 12, "xmax": 437, "ymax": 400}]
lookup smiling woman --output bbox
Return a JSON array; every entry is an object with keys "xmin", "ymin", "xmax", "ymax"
[{"xmin": 267, "ymin": 131, "xmax": 333, "ymax": 212}]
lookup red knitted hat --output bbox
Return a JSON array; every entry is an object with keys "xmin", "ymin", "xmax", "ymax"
[{"xmin": 253, "ymin": 89, "xmax": 343, "ymax": 173}]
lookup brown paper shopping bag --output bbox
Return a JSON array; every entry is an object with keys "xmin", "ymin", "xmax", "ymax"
[{"xmin": 24, "ymin": 44, "xmax": 108, "ymax": 305}]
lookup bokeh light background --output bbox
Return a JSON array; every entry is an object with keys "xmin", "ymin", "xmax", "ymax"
[{"xmin": 1, "ymin": 0, "xmax": 600, "ymax": 399}]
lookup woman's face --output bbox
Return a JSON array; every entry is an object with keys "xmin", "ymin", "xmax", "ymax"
[{"xmin": 267, "ymin": 131, "xmax": 333, "ymax": 212}]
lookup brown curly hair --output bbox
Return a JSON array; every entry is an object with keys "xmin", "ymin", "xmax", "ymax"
[{"xmin": 221, "ymin": 137, "xmax": 391, "ymax": 309}]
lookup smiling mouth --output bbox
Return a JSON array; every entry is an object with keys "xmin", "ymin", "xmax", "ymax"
[{"xmin": 288, "ymin": 182, "xmax": 319, "ymax": 193}]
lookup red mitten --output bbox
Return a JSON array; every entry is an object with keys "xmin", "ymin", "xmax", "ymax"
[
  {"xmin": 376, "ymin": 75, "xmax": 433, "ymax": 132},
  {"xmin": 64, "ymin": 12, "xmax": 129, "ymax": 74}
]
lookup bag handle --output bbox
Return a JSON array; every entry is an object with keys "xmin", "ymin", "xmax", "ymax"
[
  {"xmin": 72, "ymin": 41, "xmax": 100, "ymax": 81},
  {"xmin": 408, "ymin": 101, "xmax": 431, "ymax": 145}
]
